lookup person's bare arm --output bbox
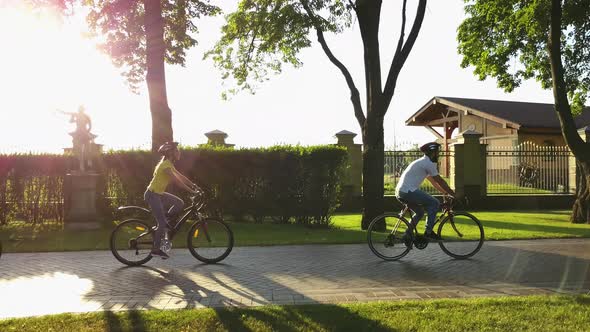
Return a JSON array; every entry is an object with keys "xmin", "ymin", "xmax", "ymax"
[
  {"xmin": 165, "ymin": 168, "xmax": 196, "ymax": 193},
  {"xmin": 172, "ymin": 168, "xmax": 201, "ymax": 191},
  {"xmin": 427, "ymin": 175, "xmax": 455, "ymax": 196}
]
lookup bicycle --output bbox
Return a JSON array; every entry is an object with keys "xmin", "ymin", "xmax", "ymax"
[
  {"xmin": 110, "ymin": 191, "xmax": 234, "ymax": 266},
  {"xmin": 367, "ymin": 196, "xmax": 484, "ymax": 261}
]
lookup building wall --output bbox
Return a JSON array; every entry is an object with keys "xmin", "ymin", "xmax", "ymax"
[
  {"xmin": 518, "ymin": 133, "xmax": 565, "ymax": 146},
  {"xmin": 460, "ymin": 114, "xmax": 484, "ymax": 133},
  {"xmin": 485, "ymin": 119, "xmax": 514, "ymax": 136},
  {"xmin": 484, "ymin": 137, "xmax": 517, "ymax": 149}
]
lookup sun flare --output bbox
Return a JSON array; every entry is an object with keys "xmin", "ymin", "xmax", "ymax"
[{"xmin": 0, "ymin": 4, "xmax": 149, "ymax": 153}]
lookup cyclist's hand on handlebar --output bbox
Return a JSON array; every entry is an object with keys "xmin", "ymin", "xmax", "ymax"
[
  {"xmin": 192, "ymin": 185, "xmax": 204, "ymax": 195},
  {"xmin": 443, "ymin": 193, "xmax": 455, "ymax": 202}
]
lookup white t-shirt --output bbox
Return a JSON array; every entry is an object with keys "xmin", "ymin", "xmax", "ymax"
[{"xmin": 395, "ymin": 155, "xmax": 439, "ymax": 196}]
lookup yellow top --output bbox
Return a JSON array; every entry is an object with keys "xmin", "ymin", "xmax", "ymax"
[{"xmin": 147, "ymin": 159, "xmax": 174, "ymax": 194}]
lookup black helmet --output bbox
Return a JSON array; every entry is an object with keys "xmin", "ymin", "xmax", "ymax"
[
  {"xmin": 158, "ymin": 141, "xmax": 179, "ymax": 155},
  {"xmin": 419, "ymin": 142, "xmax": 441, "ymax": 153}
]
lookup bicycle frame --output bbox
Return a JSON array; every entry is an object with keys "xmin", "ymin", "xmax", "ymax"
[
  {"xmin": 126, "ymin": 193, "xmax": 210, "ymax": 244},
  {"xmin": 398, "ymin": 197, "xmax": 461, "ymax": 236}
]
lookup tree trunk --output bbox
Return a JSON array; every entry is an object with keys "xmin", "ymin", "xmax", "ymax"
[
  {"xmin": 144, "ymin": 0, "xmax": 173, "ymax": 152},
  {"xmin": 548, "ymin": 0, "xmax": 590, "ymax": 223},
  {"xmin": 361, "ymin": 114, "xmax": 385, "ymax": 229},
  {"xmin": 357, "ymin": 0, "xmax": 385, "ymax": 230},
  {"xmin": 572, "ymin": 161, "xmax": 590, "ymax": 223}
]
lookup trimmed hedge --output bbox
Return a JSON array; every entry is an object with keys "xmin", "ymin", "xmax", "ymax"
[
  {"xmin": 0, "ymin": 146, "xmax": 348, "ymax": 227},
  {"xmin": 0, "ymin": 154, "xmax": 73, "ymax": 224},
  {"xmin": 101, "ymin": 145, "xmax": 348, "ymax": 227}
]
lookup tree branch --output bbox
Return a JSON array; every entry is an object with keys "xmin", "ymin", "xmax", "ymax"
[
  {"xmin": 392, "ymin": 0, "xmax": 407, "ymax": 69},
  {"xmin": 301, "ymin": 0, "xmax": 365, "ymax": 127},
  {"xmin": 383, "ymin": 0, "xmax": 426, "ymax": 111}
]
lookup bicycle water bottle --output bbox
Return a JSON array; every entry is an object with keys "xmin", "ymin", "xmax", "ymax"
[{"xmin": 161, "ymin": 232, "xmax": 172, "ymax": 253}]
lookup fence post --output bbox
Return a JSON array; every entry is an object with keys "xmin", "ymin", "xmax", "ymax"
[
  {"xmin": 452, "ymin": 130, "xmax": 487, "ymax": 204},
  {"xmin": 571, "ymin": 126, "xmax": 590, "ymax": 193},
  {"xmin": 334, "ymin": 130, "xmax": 362, "ymax": 199}
]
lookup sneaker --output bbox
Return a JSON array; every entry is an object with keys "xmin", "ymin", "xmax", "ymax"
[
  {"xmin": 424, "ymin": 230, "xmax": 442, "ymax": 242},
  {"xmin": 150, "ymin": 249, "xmax": 170, "ymax": 259},
  {"xmin": 401, "ymin": 233, "xmax": 413, "ymax": 249}
]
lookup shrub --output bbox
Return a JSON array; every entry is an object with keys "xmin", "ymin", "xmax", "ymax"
[{"xmin": 0, "ymin": 145, "xmax": 347, "ymax": 227}]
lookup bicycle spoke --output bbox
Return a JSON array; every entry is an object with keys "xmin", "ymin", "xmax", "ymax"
[
  {"xmin": 188, "ymin": 218, "xmax": 234, "ymax": 263},
  {"xmin": 367, "ymin": 214, "xmax": 412, "ymax": 261},
  {"xmin": 110, "ymin": 219, "xmax": 154, "ymax": 266},
  {"xmin": 438, "ymin": 212, "xmax": 484, "ymax": 259}
]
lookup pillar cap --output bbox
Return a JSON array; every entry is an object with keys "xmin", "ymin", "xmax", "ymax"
[
  {"xmin": 205, "ymin": 129, "xmax": 228, "ymax": 138},
  {"xmin": 457, "ymin": 129, "xmax": 482, "ymax": 137},
  {"xmin": 335, "ymin": 130, "xmax": 357, "ymax": 138}
]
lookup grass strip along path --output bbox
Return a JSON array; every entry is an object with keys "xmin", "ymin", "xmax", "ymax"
[
  {"xmin": 1, "ymin": 295, "xmax": 589, "ymax": 331},
  {"xmin": 1, "ymin": 210, "xmax": 589, "ymax": 253}
]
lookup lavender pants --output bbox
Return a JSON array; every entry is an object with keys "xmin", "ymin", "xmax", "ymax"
[{"xmin": 144, "ymin": 190, "xmax": 184, "ymax": 250}]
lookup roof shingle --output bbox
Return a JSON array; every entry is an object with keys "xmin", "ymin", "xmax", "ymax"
[{"xmin": 438, "ymin": 97, "xmax": 590, "ymax": 129}]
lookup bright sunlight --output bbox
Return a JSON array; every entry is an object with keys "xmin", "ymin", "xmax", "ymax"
[{"xmin": 0, "ymin": 3, "xmax": 149, "ymax": 153}]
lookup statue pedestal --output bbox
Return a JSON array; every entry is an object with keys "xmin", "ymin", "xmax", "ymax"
[{"xmin": 64, "ymin": 172, "xmax": 101, "ymax": 230}]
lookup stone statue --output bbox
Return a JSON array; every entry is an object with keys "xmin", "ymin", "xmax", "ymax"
[{"xmin": 59, "ymin": 105, "xmax": 97, "ymax": 172}]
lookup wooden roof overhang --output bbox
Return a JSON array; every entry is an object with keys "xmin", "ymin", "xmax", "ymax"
[{"xmin": 406, "ymin": 97, "xmax": 522, "ymax": 139}]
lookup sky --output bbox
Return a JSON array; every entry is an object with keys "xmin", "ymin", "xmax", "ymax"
[{"xmin": 0, "ymin": 0, "xmax": 555, "ymax": 153}]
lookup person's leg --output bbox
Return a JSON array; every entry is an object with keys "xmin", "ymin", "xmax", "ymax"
[
  {"xmin": 161, "ymin": 192, "xmax": 184, "ymax": 221},
  {"xmin": 398, "ymin": 192, "xmax": 424, "ymax": 236},
  {"xmin": 144, "ymin": 190, "xmax": 167, "ymax": 252},
  {"xmin": 401, "ymin": 190, "xmax": 439, "ymax": 232}
]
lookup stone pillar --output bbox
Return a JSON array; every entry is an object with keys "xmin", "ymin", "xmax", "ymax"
[
  {"xmin": 334, "ymin": 130, "xmax": 362, "ymax": 198},
  {"xmin": 204, "ymin": 130, "xmax": 235, "ymax": 148},
  {"xmin": 63, "ymin": 143, "xmax": 103, "ymax": 170},
  {"xmin": 64, "ymin": 172, "xmax": 101, "ymax": 230},
  {"xmin": 452, "ymin": 130, "xmax": 487, "ymax": 203}
]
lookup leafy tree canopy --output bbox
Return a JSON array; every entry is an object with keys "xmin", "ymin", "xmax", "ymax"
[
  {"xmin": 206, "ymin": 0, "xmax": 353, "ymax": 98},
  {"xmin": 457, "ymin": 0, "xmax": 590, "ymax": 114}
]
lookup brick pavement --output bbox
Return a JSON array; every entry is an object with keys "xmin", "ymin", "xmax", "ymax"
[{"xmin": 0, "ymin": 238, "xmax": 589, "ymax": 319}]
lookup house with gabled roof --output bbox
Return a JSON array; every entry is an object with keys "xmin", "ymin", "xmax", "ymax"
[
  {"xmin": 406, "ymin": 97, "xmax": 590, "ymax": 148},
  {"xmin": 405, "ymin": 97, "xmax": 590, "ymax": 184}
]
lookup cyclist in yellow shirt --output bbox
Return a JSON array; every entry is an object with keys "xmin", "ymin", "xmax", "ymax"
[{"xmin": 145, "ymin": 142, "xmax": 200, "ymax": 259}]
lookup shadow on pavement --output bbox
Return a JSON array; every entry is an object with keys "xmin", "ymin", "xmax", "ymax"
[{"xmin": 0, "ymin": 239, "xmax": 589, "ymax": 328}]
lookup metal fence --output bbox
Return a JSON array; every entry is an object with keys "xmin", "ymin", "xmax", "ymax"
[
  {"xmin": 384, "ymin": 150, "xmax": 454, "ymax": 195},
  {"xmin": 486, "ymin": 142, "xmax": 574, "ymax": 195}
]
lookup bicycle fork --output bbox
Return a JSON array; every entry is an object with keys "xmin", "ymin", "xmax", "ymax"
[{"xmin": 192, "ymin": 216, "xmax": 212, "ymax": 243}]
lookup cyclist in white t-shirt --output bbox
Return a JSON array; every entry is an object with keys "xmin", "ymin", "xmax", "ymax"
[{"xmin": 395, "ymin": 142, "xmax": 455, "ymax": 243}]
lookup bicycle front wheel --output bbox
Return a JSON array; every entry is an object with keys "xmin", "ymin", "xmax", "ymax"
[
  {"xmin": 187, "ymin": 218, "xmax": 234, "ymax": 264},
  {"xmin": 437, "ymin": 212, "xmax": 484, "ymax": 259},
  {"xmin": 367, "ymin": 213, "xmax": 413, "ymax": 261},
  {"xmin": 110, "ymin": 219, "xmax": 154, "ymax": 266}
]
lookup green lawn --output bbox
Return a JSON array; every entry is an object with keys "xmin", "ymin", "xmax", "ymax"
[
  {"xmin": 0, "ymin": 210, "xmax": 589, "ymax": 253},
  {"xmin": 384, "ymin": 175, "xmax": 563, "ymax": 195},
  {"xmin": 487, "ymin": 183, "xmax": 555, "ymax": 194},
  {"xmin": 1, "ymin": 295, "xmax": 589, "ymax": 331}
]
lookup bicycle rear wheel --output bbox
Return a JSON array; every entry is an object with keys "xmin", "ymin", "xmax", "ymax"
[
  {"xmin": 110, "ymin": 219, "xmax": 154, "ymax": 266},
  {"xmin": 187, "ymin": 218, "xmax": 234, "ymax": 264},
  {"xmin": 367, "ymin": 213, "xmax": 413, "ymax": 261},
  {"xmin": 437, "ymin": 212, "xmax": 484, "ymax": 259}
]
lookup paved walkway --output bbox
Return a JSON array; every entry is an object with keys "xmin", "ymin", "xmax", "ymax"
[{"xmin": 1, "ymin": 238, "xmax": 590, "ymax": 319}]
